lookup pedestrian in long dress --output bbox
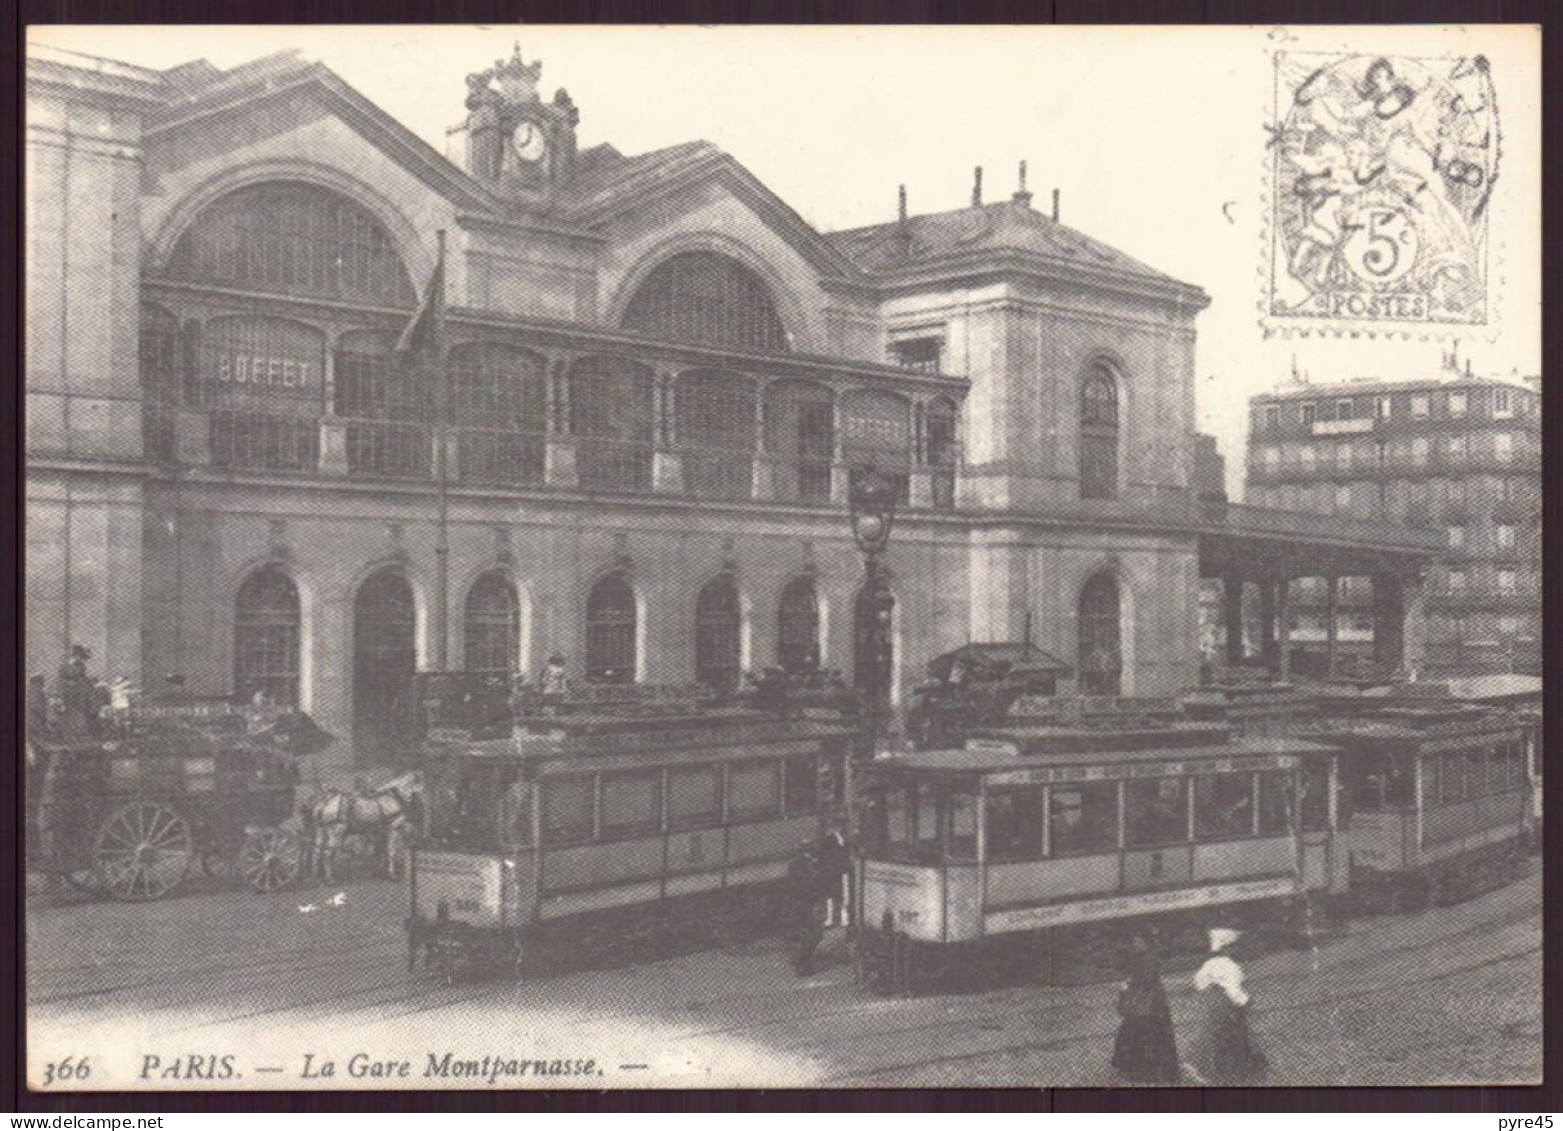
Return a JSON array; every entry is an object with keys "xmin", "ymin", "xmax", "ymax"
[
  {"xmin": 1111, "ymin": 933, "xmax": 1182, "ymax": 1083},
  {"xmin": 1188, "ymin": 928, "xmax": 1268, "ymax": 1084}
]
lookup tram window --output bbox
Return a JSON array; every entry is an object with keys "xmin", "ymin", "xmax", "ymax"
[
  {"xmin": 1440, "ymin": 753, "xmax": 1464, "ymax": 804},
  {"xmin": 1125, "ymin": 778, "xmax": 1188, "ymax": 848},
  {"xmin": 820, "ymin": 752, "xmax": 846, "ymax": 809},
  {"xmin": 1381, "ymin": 758, "xmax": 1414, "ymax": 807},
  {"xmin": 729, "ymin": 760, "xmax": 782, "ymax": 821},
  {"xmin": 1195, "ymin": 773, "xmax": 1255, "ymax": 840},
  {"xmin": 600, "ymin": 770, "xmax": 662, "ymax": 839},
  {"xmin": 883, "ymin": 786, "xmax": 912, "ymax": 856},
  {"xmin": 1464, "ymin": 751, "xmax": 1487, "ymax": 800},
  {"xmin": 946, "ymin": 790, "xmax": 978, "ymax": 861},
  {"xmin": 496, "ymin": 768, "xmax": 533, "ymax": 849},
  {"xmin": 1299, "ymin": 759, "xmax": 1330, "ymax": 831},
  {"xmin": 1050, "ymin": 782, "xmax": 1119, "ymax": 855},
  {"xmin": 1421, "ymin": 757, "xmax": 1440, "ymax": 807},
  {"xmin": 542, "ymin": 777, "xmax": 595, "ymax": 846},
  {"xmin": 668, "ymin": 765, "xmax": 723, "ymax": 830},
  {"xmin": 913, "ymin": 783, "xmax": 942, "ymax": 864},
  {"xmin": 784, "ymin": 755, "xmax": 819, "ymax": 814},
  {"xmin": 986, "ymin": 787, "xmax": 1046, "ymax": 861},
  {"xmin": 1257, "ymin": 771, "xmax": 1294, "ymax": 836}
]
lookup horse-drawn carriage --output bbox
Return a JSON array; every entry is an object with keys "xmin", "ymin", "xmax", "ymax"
[{"xmin": 27, "ymin": 700, "xmax": 329, "ymax": 900}]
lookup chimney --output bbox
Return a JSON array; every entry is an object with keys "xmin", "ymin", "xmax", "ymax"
[
  {"xmin": 1012, "ymin": 160, "xmax": 1033, "ymax": 207},
  {"xmin": 897, "ymin": 184, "xmax": 907, "ymax": 226},
  {"xmin": 1051, "ymin": 188, "xmax": 1060, "ymax": 222},
  {"xmin": 972, "ymin": 166, "xmax": 983, "ymax": 207}
]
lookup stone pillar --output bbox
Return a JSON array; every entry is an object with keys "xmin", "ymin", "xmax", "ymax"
[
  {"xmin": 752, "ymin": 457, "xmax": 778, "ymax": 502},
  {"xmin": 1372, "ymin": 573, "xmax": 1405, "ymax": 670},
  {"xmin": 1224, "ymin": 576, "xmax": 1245, "ymax": 665},
  {"xmin": 1324, "ymin": 575, "xmax": 1339, "ymax": 678},
  {"xmin": 909, "ymin": 469, "xmax": 934, "ymax": 509},
  {"xmin": 319, "ymin": 419, "xmax": 349, "ymax": 475},
  {"xmin": 545, "ymin": 438, "xmax": 578, "ymax": 488},
  {"xmin": 174, "ymin": 411, "xmax": 211, "ymax": 466},
  {"xmin": 1276, "ymin": 577, "xmax": 1292, "ymax": 681},
  {"xmin": 1258, "ymin": 579, "xmax": 1277, "ymax": 671},
  {"xmin": 653, "ymin": 451, "xmax": 685, "ymax": 494}
]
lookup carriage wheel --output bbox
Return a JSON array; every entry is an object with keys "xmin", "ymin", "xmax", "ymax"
[
  {"xmin": 93, "ymin": 801, "xmax": 193, "ymax": 902},
  {"xmin": 238, "ymin": 828, "xmax": 302, "ymax": 893}
]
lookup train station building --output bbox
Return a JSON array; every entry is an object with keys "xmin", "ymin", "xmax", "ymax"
[{"xmin": 25, "ymin": 42, "xmax": 1439, "ymax": 762}]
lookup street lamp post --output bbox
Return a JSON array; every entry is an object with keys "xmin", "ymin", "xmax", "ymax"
[{"xmin": 848, "ymin": 465, "xmax": 898, "ymax": 758}]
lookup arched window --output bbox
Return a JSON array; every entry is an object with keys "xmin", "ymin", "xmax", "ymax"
[
  {"xmin": 621, "ymin": 251, "xmax": 788, "ymax": 353},
  {"xmin": 449, "ymin": 343, "xmax": 547, "ymax": 485},
  {"xmin": 695, "ymin": 574, "xmax": 743, "ymax": 695},
  {"xmin": 586, "ymin": 573, "xmax": 637, "ymax": 684},
  {"xmin": 677, "ymin": 370, "xmax": 756, "ymax": 500},
  {"xmin": 466, "ymin": 573, "xmax": 520, "ymax": 676},
  {"xmin": 777, "ymin": 576, "xmax": 820, "ymax": 674},
  {"xmin": 234, "ymin": 567, "xmax": 301, "ymax": 707},
  {"xmin": 353, "ymin": 569, "xmax": 417, "ymax": 759},
  {"xmin": 335, "ymin": 329, "xmax": 431, "ymax": 478},
  {"xmin": 1080, "ymin": 364, "xmax": 1120, "ymax": 500},
  {"xmin": 140, "ymin": 304, "xmax": 183, "ymax": 462},
  {"xmin": 1078, "ymin": 572, "xmax": 1122, "ymax": 696},
  {"xmin": 165, "ymin": 182, "xmax": 414, "ymax": 307},
  {"xmin": 570, "ymin": 357, "xmax": 655, "ymax": 492},
  {"xmin": 765, "ymin": 381, "xmax": 834, "ymax": 503}
]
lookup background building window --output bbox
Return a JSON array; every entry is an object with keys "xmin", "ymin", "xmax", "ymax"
[
  {"xmin": 1448, "ymin": 570, "xmax": 1466, "ymax": 595},
  {"xmin": 621, "ymin": 251, "xmax": 788, "ymax": 353},
  {"xmin": 1300, "ymin": 403, "xmax": 1316, "ymax": 426},
  {"xmin": 1498, "ymin": 569, "xmax": 1517, "ymax": 596},
  {"xmin": 465, "ymin": 573, "xmax": 520, "ymax": 676},
  {"xmin": 1079, "ymin": 365, "xmax": 1119, "ymax": 500},
  {"xmin": 677, "ymin": 370, "xmax": 756, "ymax": 500},
  {"xmin": 1493, "ymin": 388, "xmax": 1514, "ymax": 418},
  {"xmin": 1495, "ymin": 433, "xmax": 1514, "ymax": 463},
  {"xmin": 695, "ymin": 574, "xmax": 743, "ymax": 695},
  {"xmin": 571, "ymin": 357, "xmax": 655, "ymax": 492},
  {"xmin": 449, "ymin": 343, "xmax": 547, "ymax": 485},
  {"xmin": 234, "ymin": 567, "xmax": 301, "ymax": 706},
  {"xmin": 777, "ymin": 576, "xmax": 820, "ymax": 673},
  {"xmin": 1449, "ymin": 391, "xmax": 1467, "ymax": 417},
  {"xmin": 1448, "ymin": 525, "xmax": 1465, "ymax": 549},
  {"xmin": 585, "ymin": 573, "xmax": 637, "ymax": 684},
  {"xmin": 1377, "ymin": 396, "xmax": 1393, "ymax": 419},
  {"xmin": 1078, "ymin": 572, "xmax": 1122, "ymax": 696},
  {"xmin": 888, "ymin": 336, "xmax": 942, "ymax": 374},
  {"xmin": 1497, "ymin": 524, "xmax": 1515, "ymax": 550},
  {"xmin": 1263, "ymin": 404, "xmax": 1280, "ymax": 430},
  {"xmin": 1411, "ymin": 394, "xmax": 1429, "ymax": 417},
  {"xmin": 165, "ymin": 181, "xmax": 414, "ymax": 307}
]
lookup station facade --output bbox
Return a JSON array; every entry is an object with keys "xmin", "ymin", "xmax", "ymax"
[{"xmin": 30, "ymin": 43, "xmax": 1238, "ymax": 760}]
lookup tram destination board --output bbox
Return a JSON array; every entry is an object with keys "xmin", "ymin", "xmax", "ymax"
[{"xmin": 21, "ymin": 23, "xmax": 1541, "ymax": 1096}]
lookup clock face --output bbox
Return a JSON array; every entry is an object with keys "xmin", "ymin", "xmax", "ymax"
[{"xmin": 512, "ymin": 122, "xmax": 548, "ymax": 163}]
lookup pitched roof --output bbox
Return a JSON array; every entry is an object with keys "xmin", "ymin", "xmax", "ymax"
[{"xmin": 824, "ymin": 197, "xmax": 1202, "ymax": 299}]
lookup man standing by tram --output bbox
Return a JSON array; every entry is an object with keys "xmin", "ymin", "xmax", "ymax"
[{"xmin": 785, "ymin": 839, "xmax": 827, "ymax": 976}]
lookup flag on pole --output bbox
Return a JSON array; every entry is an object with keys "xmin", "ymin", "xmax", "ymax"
[{"xmin": 395, "ymin": 232, "xmax": 446, "ymax": 364}]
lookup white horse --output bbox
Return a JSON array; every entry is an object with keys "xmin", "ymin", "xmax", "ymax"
[{"xmin": 301, "ymin": 773, "xmax": 421, "ymax": 883}]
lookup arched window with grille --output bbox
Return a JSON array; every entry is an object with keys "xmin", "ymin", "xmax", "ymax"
[
  {"xmin": 570, "ymin": 357, "xmax": 656, "ymax": 492},
  {"xmin": 465, "ymin": 573, "xmax": 520, "ymax": 676},
  {"xmin": 335, "ymin": 329, "xmax": 431, "ymax": 478},
  {"xmin": 765, "ymin": 381, "xmax": 834, "ymax": 503},
  {"xmin": 165, "ymin": 182, "xmax": 415, "ymax": 307},
  {"xmin": 1078, "ymin": 572, "xmax": 1122, "ymax": 696},
  {"xmin": 777, "ymin": 576, "xmax": 820, "ymax": 674},
  {"xmin": 677, "ymin": 370, "xmax": 756, "ymax": 500},
  {"xmin": 140, "ymin": 304, "xmax": 183, "ymax": 462},
  {"xmin": 586, "ymin": 573, "xmax": 637, "ymax": 684},
  {"xmin": 695, "ymin": 574, "xmax": 743, "ymax": 695},
  {"xmin": 449, "ymin": 343, "xmax": 547, "ymax": 485},
  {"xmin": 621, "ymin": 251, "xmax": 789, "ymax": 353},
  {"xmin": 1080, "ymin": 364, "xmax": 1120, "ymax": 500},
  {"xmin": 234, "ymin": 567, "xmax": 302, "ymax": 707}
]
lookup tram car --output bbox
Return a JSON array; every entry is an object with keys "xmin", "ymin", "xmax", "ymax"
[
  {"xmin": 854, "ymin": 696, "xmax": 1344, "ymax": 991},
  {"xmin": 1180, "ymin": 678, "xmax": 1322, "ymax": 740},
  {"xmin": 405, "ymin": 674, "xmax": 855, "ymax": 981},
  {"xmin": 1305, "ymin": 692, "xmax": 1536, "ymax": 910},
  {"xmin": 27, "ymin": 698, "xmax": 314, "ymax": 900}
]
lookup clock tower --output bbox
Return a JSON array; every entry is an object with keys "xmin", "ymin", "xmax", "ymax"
[{"xmin": 451, "ymin": 44, "xmax": 579, "ymax": 196}]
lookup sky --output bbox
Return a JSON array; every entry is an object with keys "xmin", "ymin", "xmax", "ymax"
[{"xmin": 32, "ymin": 24, "xmax": 1542, "ymax": 498}]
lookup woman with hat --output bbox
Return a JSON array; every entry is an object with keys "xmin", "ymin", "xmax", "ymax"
[
  {"xmin": 1111, "ymin": 932, "xmax": 1182, "ymax": 1083},
  {"xmin": 1189, "ymin": 927, "xmax": 1268, "ymax": 1083}
]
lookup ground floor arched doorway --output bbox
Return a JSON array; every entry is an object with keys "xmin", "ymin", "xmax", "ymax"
[{"xmin": 353, "ymin": 569, "xmax": 417, "ymax": 763}]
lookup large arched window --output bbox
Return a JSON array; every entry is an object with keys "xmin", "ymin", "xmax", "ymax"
[
  {"xmin": 765, "ymin": 381, "xmax": 834, "ymax": 504},
  {"xmin": 1078, "ymin": 572, "xmax": 1122, "ymax": 697},
  {"xmin": 777, "ymin": 576, "xmax": 820, "ymax": 674},
  {"xmin": 586, "ymin": 573, "xmax": 637, "ymax": 684},
  {"xmin": 621, "ymin": 251, "xmax": 788, "ymax": 353},
  {"xmin": 234, "ymin": 567, "xmax": 301, "ymax": 707},
  {"xmin": 466, "ymin": 573, "xmax": 520, "ymax": 676},
  {"xmin": 570, "ymin": 357, "xmax": 655, "ymax": 492},
  {"xmin": 695, "ymin": 574, "xmax": 743, "ymax": 695},
  {"xmin": 449, "ymin": 343, "xmax": 547, "ymax": 485},
  {"xmin": 353, "ymin": 569, "xmax": 417, "ymax": 760},
  {"xmin": 335, "ymin": 329, "xmax": 431, "ymax": 478},
  {"xmin": 676, "ymin": 370, "xmax": 756, "ymax": 500},
  {"xmin": 140, "ymin": 304, "xmax": 183, "ymax": 462},
  {"xmin": 1080, "ymin": 364, "xmax": 1120, "ymax": 500},
  {"xmin": 165, "ymin": 182, "xmax": 415, "ymax": 307}
]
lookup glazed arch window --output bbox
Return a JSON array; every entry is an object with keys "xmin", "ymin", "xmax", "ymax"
[
  {"xmin": 465, "ymin": 573, "xmax": 520, "ymax": 676},
  {"xmin": 676, "ymin": 370, "xmax": 757, "ymax": 500},
  {"xmin": 694, "ymin": 573, "xmax": 743, "ymax": 696},
  {"xmin": 1078, "ymin": 572, "xmax": 1123, "ymax": 697},
  {"xmin": 777, "ymin": 575, "xmax": 821, "ymax": 674},
  {"xmin": 234, "ymin": 566, "xmax": 302, "ymax": 708},
  {"xmin": 621, "ymin": 251, "xmax": 788, "ymax": 354},
  {"xmin": 165, "ymin": 182, "xmax": 415, "ymax": 307},
  {"xmin": 1079, "ymin": 365, "xmax": 1120, "ymax": 500},
  {"xmin": 449, "ymin": 343, "xmax": 547, "ymax": 485},
  {"xmin": 585, "ymin": 573, "xmax": 637, "ymax": 684},
  {"xmin": 570, "ymin": 357, "xmax": 656, "ymax": 492}
]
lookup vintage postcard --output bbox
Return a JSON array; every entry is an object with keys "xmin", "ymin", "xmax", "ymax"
[{"xmin": 23, "ymin": 24, "xmax": 1541, "ymax": 1091}]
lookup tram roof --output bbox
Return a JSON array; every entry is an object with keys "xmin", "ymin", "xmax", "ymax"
[{"xmin": 865, "ymin": 736, "xmax": 1335, "ymax": 776}]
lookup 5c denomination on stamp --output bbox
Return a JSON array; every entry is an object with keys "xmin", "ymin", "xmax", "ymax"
[{"xmin": 1265, "ymin": 51, "xmax": 1499, "ymax": 335}]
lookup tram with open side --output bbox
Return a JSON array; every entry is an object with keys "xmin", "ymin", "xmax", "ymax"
[
  {"xmin": 404, "ymin": 675, "xmax": 854, "ymax": 982},
  {"xmin": 853, "ymin": 698, "xmax": 1344, "ymax": 991}
]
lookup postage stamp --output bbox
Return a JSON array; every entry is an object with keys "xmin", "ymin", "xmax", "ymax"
[{"xmin": 1265, "ymin": 51, "xmax": 1500, "ymax": 333}]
